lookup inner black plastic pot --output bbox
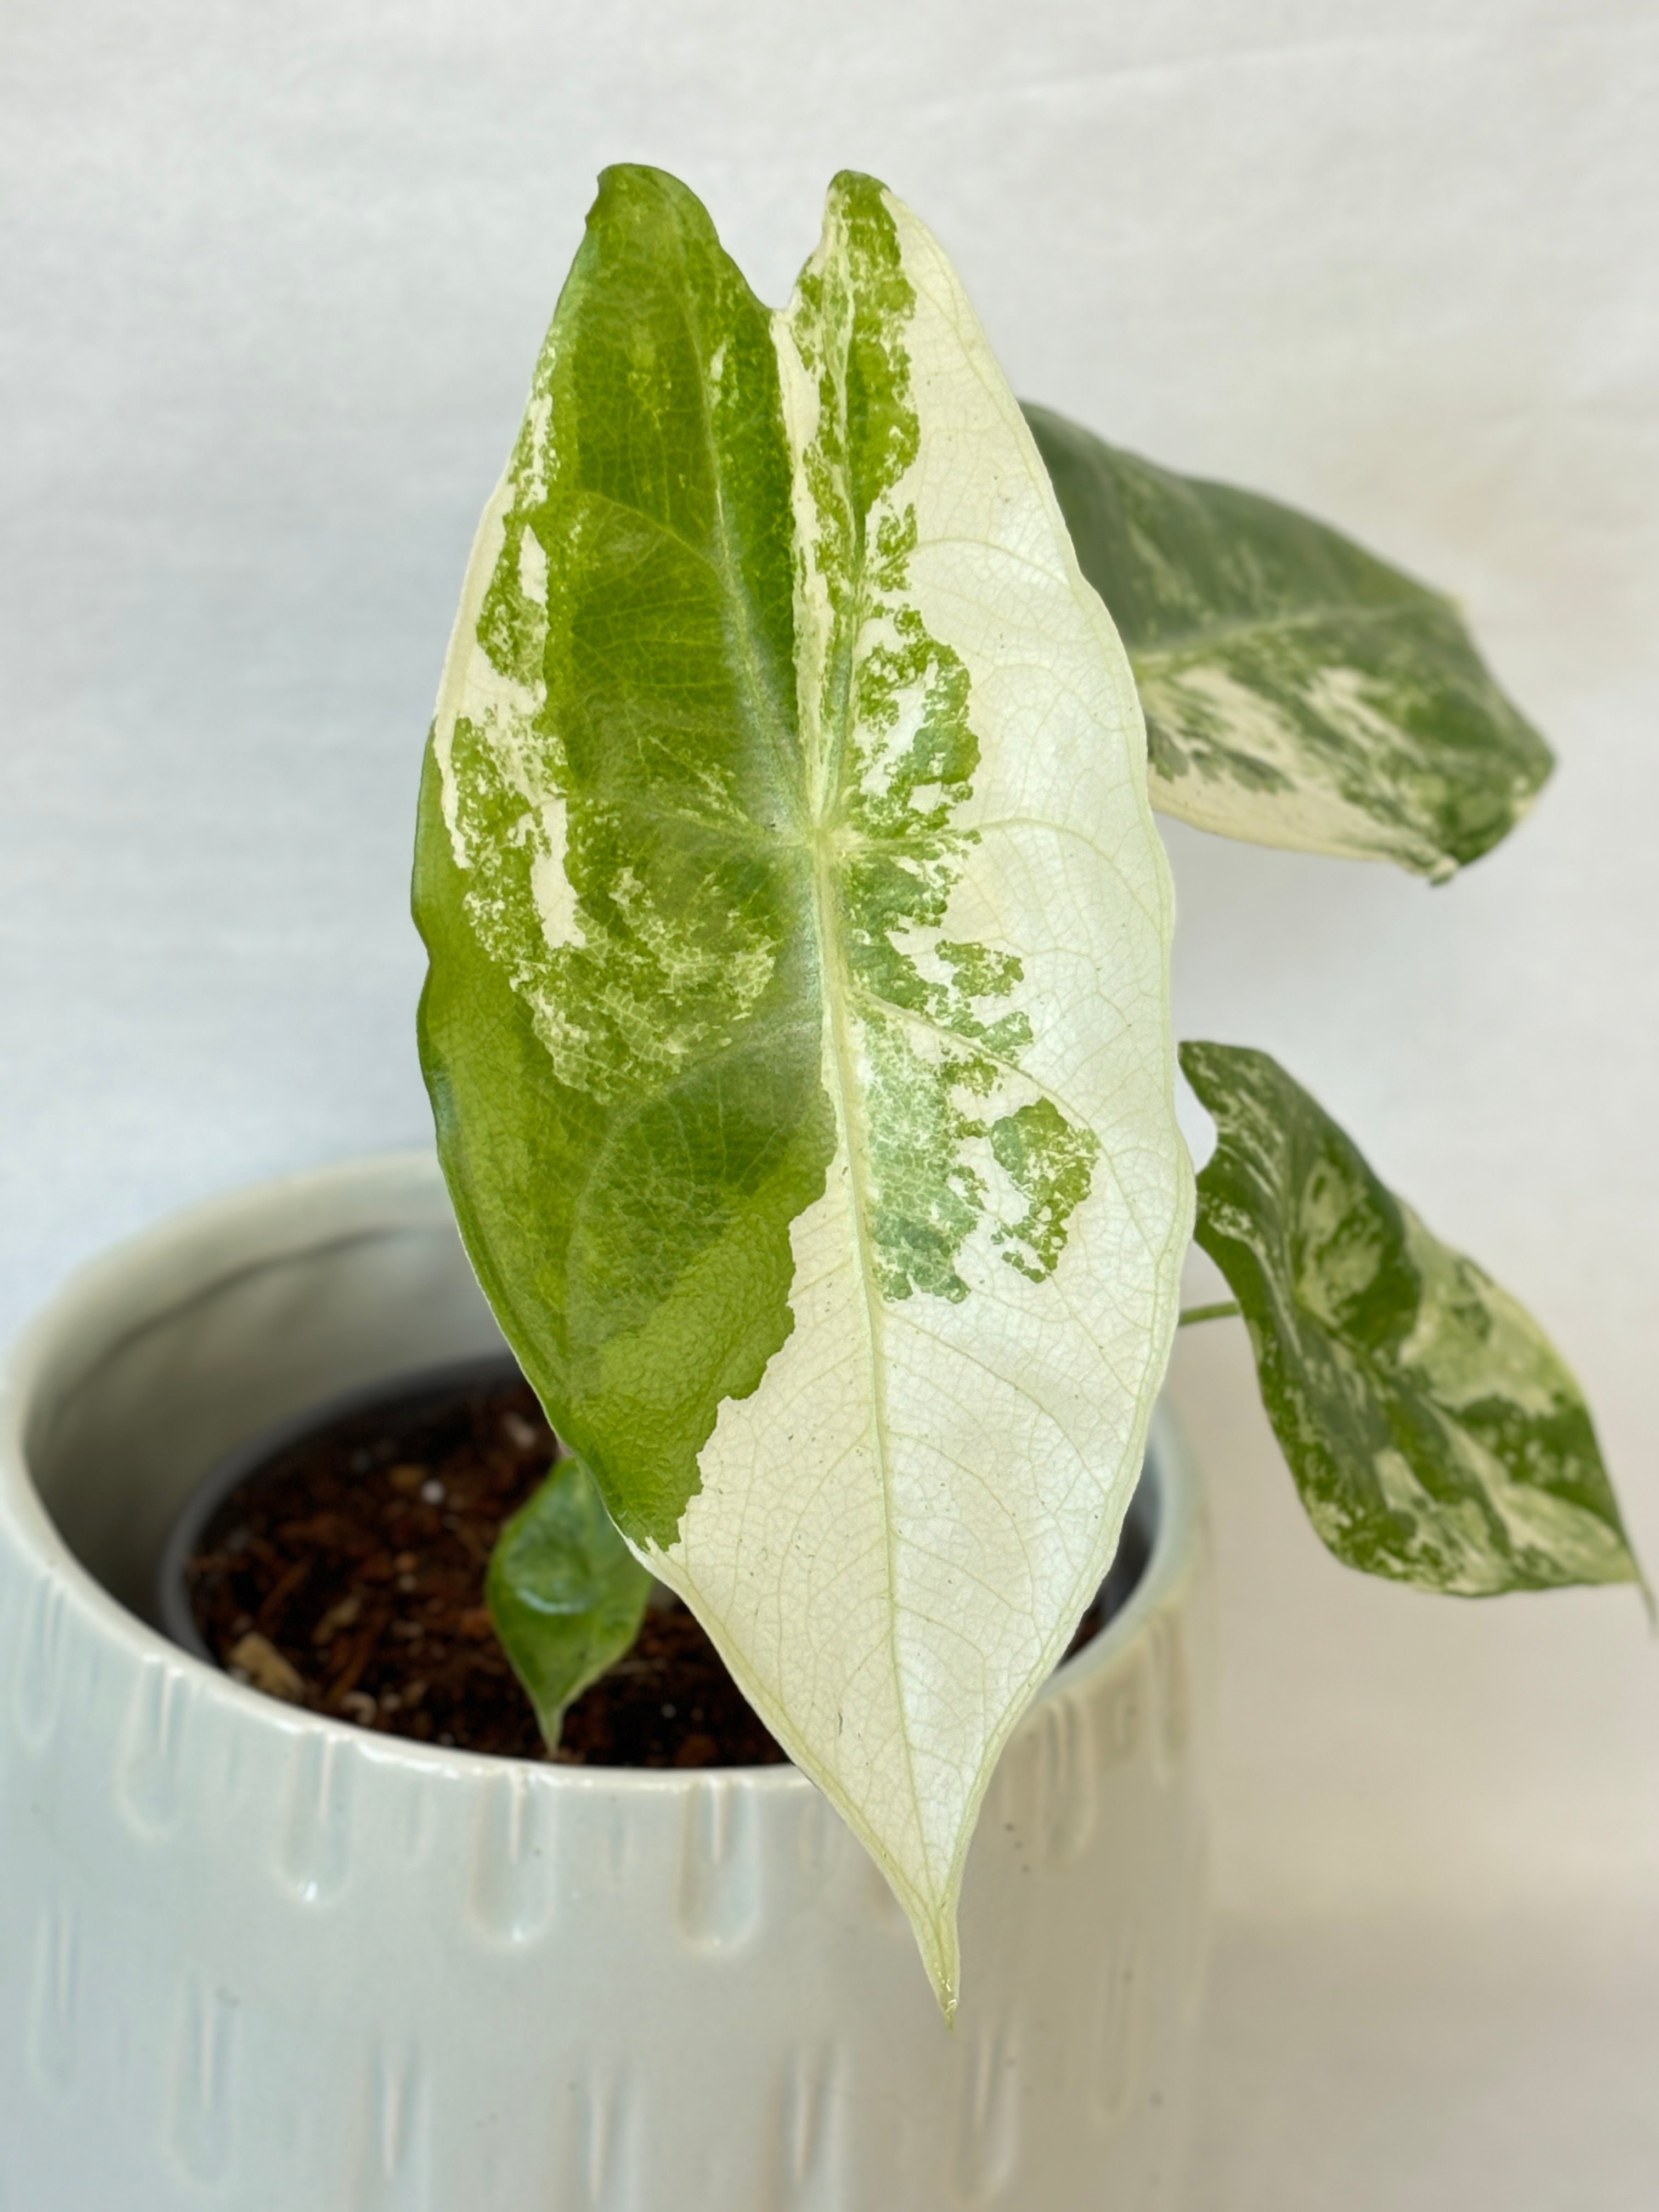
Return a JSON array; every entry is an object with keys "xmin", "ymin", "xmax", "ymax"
[{"xmin": 155, "ymin": 1353, "xmax": 525, "ymax": 1662}]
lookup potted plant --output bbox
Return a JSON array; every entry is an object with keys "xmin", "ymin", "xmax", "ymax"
[{"xmin": 0, "ymin": 165, "xmax": 1638, "ymax": 2211}]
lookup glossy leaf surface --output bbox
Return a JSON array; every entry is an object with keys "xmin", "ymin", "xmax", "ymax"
[
  {"xmin": 486, "ymin": 1451, "xmax": 652, "ymax": 1746},
  {"xmin": 1026, "ymin": 405, "xmax": 1553, "ymax": 881},
  {"xmin": 415, "ymin": 167, "xmax": 1190, "ymax": 2009},
  {"xmin": 1182, "ymin": 1041, "xmax": 1640, "ymax": 1594}
]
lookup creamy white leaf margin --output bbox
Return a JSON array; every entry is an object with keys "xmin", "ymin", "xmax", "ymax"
[
  {"xmin": 630, "ymin": 189, "xmax": 1193, "ymax": 2014},
  {"xmin": 1137, "ymin": 653, "xmax": 1499, "ymax": 880}
]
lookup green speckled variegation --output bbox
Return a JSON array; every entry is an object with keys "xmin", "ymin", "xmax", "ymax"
[
  {"xmin": 1182, "ymin": 1042, "xmax": 1639, "ymax": 1594},
  {"xmin": 1025, "ymin": 407, "xmax": 1553, "ymax": 881},
  {"xmin": 415, "ymin": 166, "xmax": 1192, "ymax": 2011}
]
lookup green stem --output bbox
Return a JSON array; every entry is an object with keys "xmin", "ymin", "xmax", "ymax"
[{"xmin": 1178, "ymin": 1299, "xmax": 1242, "ymax": 1328}]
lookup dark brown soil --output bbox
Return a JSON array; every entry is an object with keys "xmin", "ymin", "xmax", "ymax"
[
  {"xmin": 185, "ymin": 1369, "xmax": 785, "ymax": 1766},
  {"xmin": 186, "ymin": 1368, "xmax": 1118, "ymax": 1768}
]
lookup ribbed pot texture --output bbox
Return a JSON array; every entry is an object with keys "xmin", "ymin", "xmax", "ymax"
[{"xmin": 0, "ymin": 1154, "xmax": 1214, "ymax": 2211}]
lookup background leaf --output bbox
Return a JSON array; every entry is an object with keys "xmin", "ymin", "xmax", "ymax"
[
  {"xmin": 415, "ymin": 168, "xmax": 1190, "ymax": 2011},
  {"xmin": 487, "ymin": 1449, "xmax": 652, "ymax": 1746},
  {"xmin": 1025, "ymin": 405, "xmax": 1553, "ymax": 881},
  {"xmin": 1182, "ymin": 1040, "xmax": 1640, "ymax": 1595}
]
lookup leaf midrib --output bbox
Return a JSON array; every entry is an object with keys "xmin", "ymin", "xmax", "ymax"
[
  {"xmin": 622, "ymin": 270, "xmax": 927, "ymax": 1877},
  {"xmin": 787, "ymin": 289, "xmax": 931, "ymax": 1896}
]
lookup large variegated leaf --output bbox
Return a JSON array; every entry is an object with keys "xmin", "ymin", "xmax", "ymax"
[
  {"xmin": 1181, "ymin": 1042, "xmax": 1640, "ymax": 1594},
  {"xmin": 415, "ymin": 167, "xmax": 1191, "ymax": 2008},
  {"xmin": 1025, "ymin": 405, "xmax": 1553, "ymax": 881}
]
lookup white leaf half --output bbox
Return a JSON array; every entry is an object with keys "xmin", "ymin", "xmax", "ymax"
[{"xmin": 635, "ymin": 181, "xmax": 1193, "ymax": 2012}]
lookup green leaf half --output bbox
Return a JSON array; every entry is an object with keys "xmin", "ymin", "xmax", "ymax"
[
  {"xmin": 415, "ymin": 167, "xmax": 1192, "ymax": 2011},
  {"xmin": 1025, "ymin": 405, "xmax": 1553, "ymax": 881},
  {"xmin": 486, "ymin": 1449, "xmax": 652, "ymax": 1746},
  {"xmin": 1181, "ymin": 1041, "xmax": 1640, "ymax": 1595}
]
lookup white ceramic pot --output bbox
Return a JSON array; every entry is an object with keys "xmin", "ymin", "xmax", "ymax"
[{"xmin": 0, "ymin": 1155, "xmax": 1214, "ymax": 2211}]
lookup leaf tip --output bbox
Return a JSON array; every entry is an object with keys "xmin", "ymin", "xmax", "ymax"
[
  {"xmin": 889, "ymin": 1871, "xmax": 962, "ymax": 2024},
  {"xmin": 920, "ymin": 1917, "xmax": 962, "ymax": 2027}
]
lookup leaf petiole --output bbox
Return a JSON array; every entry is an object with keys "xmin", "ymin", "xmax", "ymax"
[{"xmin": 1177, "ymin": 1299, "xmax": 1242, "ymax": 1327}]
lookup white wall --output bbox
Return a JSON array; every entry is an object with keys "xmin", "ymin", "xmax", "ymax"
[{"xmin": 4, "ymin": 4, "xmax": 1655, "ymax": 2200}]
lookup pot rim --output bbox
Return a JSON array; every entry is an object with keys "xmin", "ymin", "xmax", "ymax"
[{"xmin": 0, "ymin": 1150, "xmax": 1198, "ymax": 1796}]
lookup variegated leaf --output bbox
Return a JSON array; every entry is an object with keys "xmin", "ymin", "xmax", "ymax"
[
  {"xmin": 415, "ymin": 167, "xmax": 1192, "ymax": 2010},
  {"xmin": 1025, "ymin": 406, "xmax": 1553, "ymax": 881},
  {"xmin": 1182, "ymin": 1042, "xmax": 1640, "ymax": 1594}
]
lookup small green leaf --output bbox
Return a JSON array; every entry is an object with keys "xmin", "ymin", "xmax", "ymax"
[
  {"xmin": 486, "ymin": 1452, "xmax": 652, "ymax": 1746},
  {"xmin": 1025, "ymin": 405, "xmax": 1553, "ymax": 881},
  {"xmin": 1181, "ymin": 1041, "xmax": 1640, "ymax": 1595}
]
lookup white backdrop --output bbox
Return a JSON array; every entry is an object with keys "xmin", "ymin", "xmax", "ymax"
[{"xmin": 3, "ymin": 3, "xmax": 1656, "ymax": 2201}]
